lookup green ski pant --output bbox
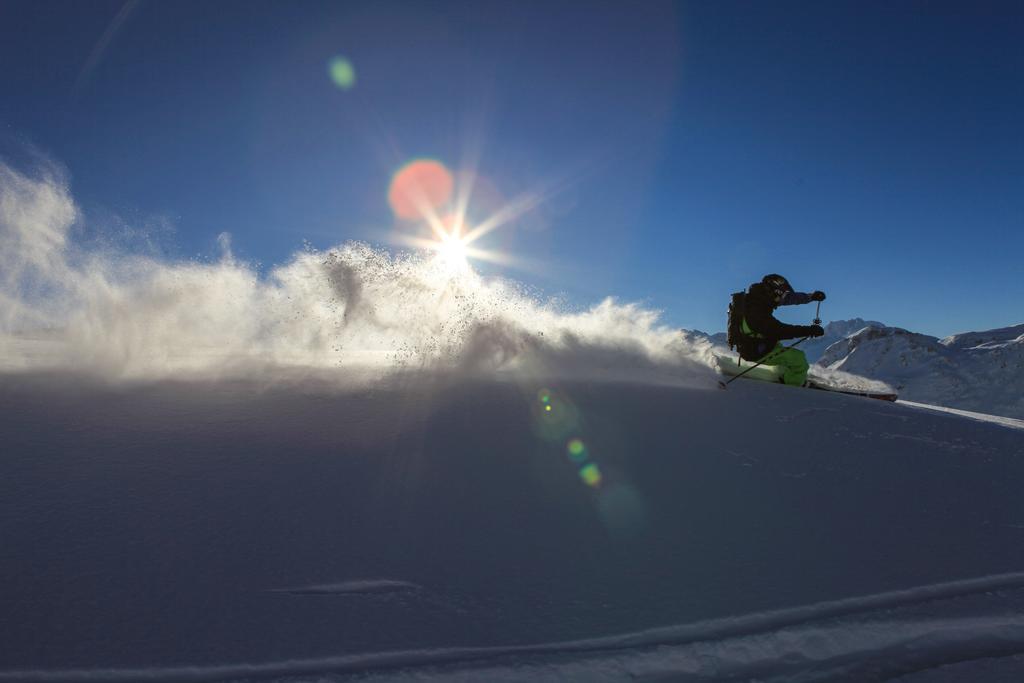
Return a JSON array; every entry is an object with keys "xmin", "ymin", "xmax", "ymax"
[{"xmin": 758, "ymin": 344, "xmax": 809, "ymax": 386}]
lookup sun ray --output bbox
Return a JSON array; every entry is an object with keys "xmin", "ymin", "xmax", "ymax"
[
  {"xmin": 452, "ymin": 97, "xmax": 492, "ymax": 241},
  {"xmin": 460, "ymin": 188, "xmax": 545, "ymax": 246},
  {"xmin": 452, "ymin": 170, "xmax": 476, "ymax": 242},
  {"xmin": 463, "ymin": 245, "xmax": 551, "ymax": 274},
  {"xmin": 460, "ymin": 160, "xmax": 595, "ymax": 246},
  {"xmin": 462, "ymin": 245, "xmax": 522, "ymax": 267}
]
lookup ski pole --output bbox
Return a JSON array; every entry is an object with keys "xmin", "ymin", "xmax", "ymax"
[{"xmin": 718, "ymin": 336, "xmax": 810, "ymax": 389}]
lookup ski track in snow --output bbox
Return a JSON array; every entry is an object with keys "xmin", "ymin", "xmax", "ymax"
[
  {"xmin": 898, "ymin": 400, "xmax": 1024, "ymax": 432},
  {"xmin": 5, "ymin": 572, "xmax": 1024, "ymax": 682}
]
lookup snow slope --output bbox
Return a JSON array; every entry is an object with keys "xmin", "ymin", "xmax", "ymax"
[{"xmin": 2, "ymin": 370, "xmax": 1024, "ymax": 683}]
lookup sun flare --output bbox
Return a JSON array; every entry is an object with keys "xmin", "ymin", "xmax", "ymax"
[
  {"xmin": 388, "ymin": 155, "xmax": 570, "ymax": 277},
  {"xmin": 436, "ymin": 233, "xmax": 469, "ymax": 269}
]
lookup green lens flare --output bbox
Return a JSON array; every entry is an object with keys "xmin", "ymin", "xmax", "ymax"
[
  {"xmin": 579, "ymin": 463, "xmax": 602, "ymax": 487},
  {"xmin": 328, "ymin": 56, "xmax": 357, "ymax": 91},
  {"xmin": 531, "ymin": 388, "xmax": 579, "ymax": 442},
  {"xmin": 567, "ymin": 438, "xmax": 586, "ymax": 463}
]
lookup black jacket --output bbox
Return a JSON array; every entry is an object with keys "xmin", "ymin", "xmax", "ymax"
[{"xmin": 737, "ymin": 282, "xmax": 818, "ymax": 360}]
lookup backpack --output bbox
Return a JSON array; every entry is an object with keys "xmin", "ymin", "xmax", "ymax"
[{"xmin": 726, "ymin": 291, "xmax": 746, "ymax": 351}]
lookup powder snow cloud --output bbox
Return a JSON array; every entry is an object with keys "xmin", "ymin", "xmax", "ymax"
[{"xmin": 0, "ymin": 157, "xmax": 715, "ymax": 384}]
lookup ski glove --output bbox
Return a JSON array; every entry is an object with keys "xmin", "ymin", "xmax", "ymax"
[
  {"xmin": 810, "ymin": 291, "xmax": 826, "ymax": 302},
  {"xmin": 805, "ymin": 324, "xmax": 825, "ymax": 338}
]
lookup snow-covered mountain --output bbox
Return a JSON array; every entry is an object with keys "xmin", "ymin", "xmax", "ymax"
[
  {"xmin": 799, "ymin": 318, "xmax": 886, "ymax": 364},
  {"xmin": 818, "ymin": 323, "xmax": 1024, "ymax": 419},
  {"xmin": 694, "ymin": 320, "xmax": 1024, "ymax": 420},
  {"xmin": 940, "ymin": 323, "xmax": 1024, "ymax": 351}
]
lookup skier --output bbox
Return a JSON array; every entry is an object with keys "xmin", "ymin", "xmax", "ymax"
[{"xmin": 729, "ymin": 274, "xmax": 826, "ymax": 386}]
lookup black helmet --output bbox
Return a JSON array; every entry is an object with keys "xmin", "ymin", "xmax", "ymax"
[{"xmin": 762, "ymin": 274, "xmax": 793, "ymax": 303}]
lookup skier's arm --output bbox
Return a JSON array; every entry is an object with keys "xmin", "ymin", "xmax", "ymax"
[
  {"xmin": 779, "ymin": 291, "xmax": 813, "ymax": 306},
  {"xmin": 744, "ymin": 301, "xmax": 811, "ymax": 340}
]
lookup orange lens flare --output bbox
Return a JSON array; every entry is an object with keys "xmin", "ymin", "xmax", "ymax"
[{"xmin": 388, "ymin": 160, "xmax": 454, "ymax": 221}]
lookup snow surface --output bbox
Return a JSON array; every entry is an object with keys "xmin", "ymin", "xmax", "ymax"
[
  {"xmin": 4, "ymin": 153, "xmax": 1024, "ymax": 682},
  {"xmin": 2, "ymin": 372, "xmax": 1024, "ymax": 682}
]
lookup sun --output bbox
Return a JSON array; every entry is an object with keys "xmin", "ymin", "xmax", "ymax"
[{"xmin": 436, "ymin": 233, "xmax": 469, "ymax": 269}]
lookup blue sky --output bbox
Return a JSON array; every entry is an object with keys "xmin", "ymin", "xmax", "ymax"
[{"xmin": 1, "ymin": 0, "xmax": 1021, "ymax": 337}]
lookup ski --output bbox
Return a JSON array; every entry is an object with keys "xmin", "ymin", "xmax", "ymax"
[
  {"xmin": 716, "ymin": 356, "xmax": 899, "ymax": 402},
  {"xmin": 804, "ymin": 380, "xmax": 898, "ymax": 402}
]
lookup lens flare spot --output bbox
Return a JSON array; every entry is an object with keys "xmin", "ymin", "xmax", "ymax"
[
  {"xmin": 327, "ymin": 56, "xmax": 357, "ymax": 91},
  {"xmin": 567, "ymin": 438, "xmax": 586, "ymax": 463},
  {"xmin": 579, "ymin": 463, "xmax": 602, "ymax": 487},
  {"xmin": 532, "ymin": 389, "xmax": 579, "ymax": 442},
  {"xmin": 389, "ymin": 159, "xmax": 454, "ymax": 221}
]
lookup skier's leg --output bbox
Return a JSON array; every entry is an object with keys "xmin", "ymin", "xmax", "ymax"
[
  {"xmin": 779, "ymin": 347, "xmax": 809, "ymax": 386},
  {"xmin": 758, "ymin": 345, "xmax": 809, "ymax": 386}
]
